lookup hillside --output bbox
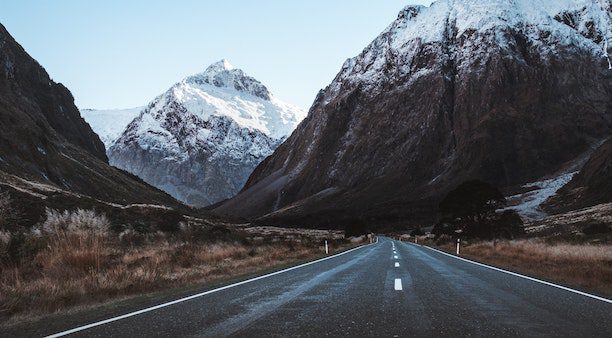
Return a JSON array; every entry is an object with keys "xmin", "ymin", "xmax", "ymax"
[
  {"xmin": 215, "ymin": 0, "xmax": 612, "ymax": 228},
  {"xmin": 0, "ymin": 23, "xmax": 181, "ymax": 216}
]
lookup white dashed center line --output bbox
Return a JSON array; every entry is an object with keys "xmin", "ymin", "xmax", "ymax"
[{"xmin": 394, "ymin": 278, "xmax": 403, "ymax": 290}]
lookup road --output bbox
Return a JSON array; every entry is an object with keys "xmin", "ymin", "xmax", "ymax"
[{"xmin": 11, "ymin": 237, "xmax": 612, "ymax": 337}]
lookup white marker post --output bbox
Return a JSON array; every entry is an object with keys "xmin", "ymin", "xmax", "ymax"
[
  {"xmin": 456, "ymin": 238, "xmax": 461, "ymax": 255},
  {"xmin": 325, "ymin": 240, "xmax": 329, "ymax": 255}
]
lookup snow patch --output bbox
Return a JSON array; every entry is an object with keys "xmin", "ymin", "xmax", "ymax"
[
  {"xmin": 506, "ymin": 171, "xmax": 578, "ymax": 220},
  {"xmin": 80, "ymin": 107, "xmax": 144, "ymax": 148}
]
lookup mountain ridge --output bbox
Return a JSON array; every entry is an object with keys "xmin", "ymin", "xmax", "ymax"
[
  {"xmin": 0, "ymin": 22, "xmax": 181, "ymax": 212},
  {"xmin": 215, "ymin": 0, "xmax": 612, "ymax": 227},
  {"xmin": 108, "ymin": 60, "xmax": 306, "ymax": 207}
]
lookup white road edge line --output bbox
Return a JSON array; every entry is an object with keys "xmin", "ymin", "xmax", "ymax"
[
  {"xmin": 419, "ymin": 244, "xmax": 612, "ymax": 304},
  {"xmin": 45, "ymin": 238, "xmax": 379, "ymax": 338},
  {"xmin": 395, "ymin": 262, "xmax": 400, "ymax": 267},
  {"xmin": 394, "ymin": 278, "xmax": 403, "ymax": 290}
]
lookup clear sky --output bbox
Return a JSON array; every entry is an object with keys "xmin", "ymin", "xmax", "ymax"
[{"xmin": 1, "ymin": 0, "xmax": 434, "ymax": 110}]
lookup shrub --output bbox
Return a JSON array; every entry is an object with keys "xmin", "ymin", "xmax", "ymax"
[
  {"xmin": 0, "ymin": 191, "xmax": 20, "ymax": 230},
  {"xmin": 38, "ymin": 208, "xmax": 110, "ymax": 273},
  {"xmin": 41, "ymin": 208, "xmax": 109, "ymax": 238},
  {"xmin": 344, "ymin": 219, "xmax": 370, "ymax": 237},
  {"xmin": 438, "ymin": 180, "xmax": 524, "ymax": 239},
  {"xmin": 0, "ymin": 230, "xmax": 45, "ymax": 266},
  {"xmin": 431, "ymin": 221, "xmax": 457, "ymax": 238},
  {"xmin": 439, "ymin": 180, "xmax": 505, "ymax": 226},
  {"xmin": 582, "ymin": 222, "xmax": 611, "ymax": 235},
  {"xmin": 156, "ymin": 209, "xmax": 182, "ymax": 233},
  {"xmin": 495, "ymin": 210, "xmax": 525, "ymax": 238},
  {"xmin": 0, "ymin": 192, "xmax": 11, "ymax": 227},
  {"xmin": 410, "ymin": 228, "xmax": 425, "ymax": 236}
]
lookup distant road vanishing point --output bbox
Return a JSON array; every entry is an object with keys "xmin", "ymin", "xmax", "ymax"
[{"xmin": 13, "ymin": 238, "xmax": 612, "ymax": 337}]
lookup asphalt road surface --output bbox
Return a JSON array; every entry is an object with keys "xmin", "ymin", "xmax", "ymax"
[{"xmin": 10, "ymin": 237, "xmax": 612, "ymax": 337}]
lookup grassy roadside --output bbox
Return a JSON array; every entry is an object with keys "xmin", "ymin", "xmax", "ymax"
[
  {"xmin": 1, "ymin": 241, "xmax": 364, "ymax": 333},
  {"xmin": 0, "ymin": 239, "xmax": 369, "ymax": 337},
  {"xmin": 0, "ymin": 208, "xmax": 362, "ymax": 326},
  {"xmin": 418, "ymin": 238, "xmax": 612, "ymax": 298}
]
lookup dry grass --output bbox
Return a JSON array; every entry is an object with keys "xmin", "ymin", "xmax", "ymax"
[
  {"xmin": 434, "ymin": 239, "xmax": 612, "ymax": 296},
  {"xmin": 0, "ymin": 208, "xmax": 354, "ymax": 322},
  {"xmin": 525, "ymin": 202, "xmax": 612, "ymax": 243}
]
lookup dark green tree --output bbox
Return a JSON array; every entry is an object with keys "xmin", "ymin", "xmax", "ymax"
[
  {"xmin": 493, "ymin": 210, "xmax": 525, "ymax": 238},
  {"xmin": 439, "ymin": 180, "xmax": 505, "ymax": 226},
  {"xmin": 438, "ymin": 180, "xmax": 523, "ymax": 239},
  {"xmin": 410, "ymin": 227, "xmax": 424, "ymax": 236},
  {"xmin": 344, "ymin": 218, "xmax": 370, "ymax": 237}
]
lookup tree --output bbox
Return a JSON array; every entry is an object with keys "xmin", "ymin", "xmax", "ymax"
[
  {"xmin": 438, "ymin": 180, "xmax": 523, "ymax": 239},
  {"xmin": 439, "ymin": 180, "xmax": 506, "ymax": 227},
  {"xmin": 344, "ymin": 218, "xmax": 370, "ymax": 237},
  {"xmin": 431, "ymin": 219, "xmax": 457, "ymax": 238},
  {"xmin": 494, "ymin": 210, "xmax": 524, "ymax": 238},
  {"xmin": 410, "ymin": 227, "xmax": 425, "ymax": 236}
]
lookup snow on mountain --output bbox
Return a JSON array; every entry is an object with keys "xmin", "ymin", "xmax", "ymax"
[
  {"xmin": 108, "ymin": 60, "xmax": 306, "ymax": 207},
  {"xmin": 506, "ymin": 171, "xmax": 578, "ymax": 219},
  {"xmin": 175, "ymin": 60, "xmax": 305, "ymax": 140},
  {"xmin": 80, "ymin": 107, "xmax": 144, "ymax": 148},
  {"xmin": 329, "ymin": 0, "xmax": 611, "ymax": 98},
  {"xmin": 504, "ymin": 139, "xmax": 606, "ymax": 220},
  {"xmin": 214, "ymin": 0, "xmax": 612, "ymax": 226}
]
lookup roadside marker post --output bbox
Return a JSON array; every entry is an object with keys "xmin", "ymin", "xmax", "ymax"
[
  {"xmin": 456, "ymin": 238, "xmax": 460, "ymax": 255},
  {"xmin": 325, "ymin": 240, "xmax": 329, "ymax": 255}
]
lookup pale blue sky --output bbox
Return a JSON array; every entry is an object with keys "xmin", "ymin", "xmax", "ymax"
[{"xmin": 1, "ymin": 1, "xmax": 433, "ymax": 110}]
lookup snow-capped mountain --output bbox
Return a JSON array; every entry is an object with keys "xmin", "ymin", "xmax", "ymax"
[
  {"xmin": 216, "ymin": 0, "xmax": 612, "ymax": 227},
  {"xmin": 80, "ymin": 107, "xmax": 144, "ymax": 148},
  {"xmin": 328, "ymin": 0, "xmax": 611, "ymax": 98},
  {"xmin": 108, "ymin": 60, "xmax": 306, "ymax": 207}
]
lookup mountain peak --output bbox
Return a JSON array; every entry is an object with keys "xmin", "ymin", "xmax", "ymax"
[
  {"xmin": 328, "ymin": 0, "xmax": 611, "ymax": 98},
  {"xmin": 186, "ymin": 60, "xmax": 272, "ymax": 101},
  {"xmin": 109, "ymin": 60, "xmax": 306, "ymax": 206},
  {"xmin": 204, "ymin": 59, "xmax": 234, "ymax": 74}
]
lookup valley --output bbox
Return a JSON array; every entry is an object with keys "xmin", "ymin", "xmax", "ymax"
[{"xmin": 0, "ymin": 0, "xmax": 611, "ymax": 336}]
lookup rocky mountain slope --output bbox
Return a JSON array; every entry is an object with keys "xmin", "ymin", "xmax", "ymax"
[
  {"xmin": 108, "ymin": 60, "xmax": 305, "ymax": 207},
  {"xmin": 80, "ymin": 107, "xmax": 144, "ymax": 148},
  {"xmin": 0, "ymin": 23, "xmax": 179, "ymax": 210},
  {"xmin": 215, "ymin": 0, "xmax": 612, "ymax": 227},
  {"xmin": 546, "ymin": 136, "xmax": 612, "ymax": 212}
]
